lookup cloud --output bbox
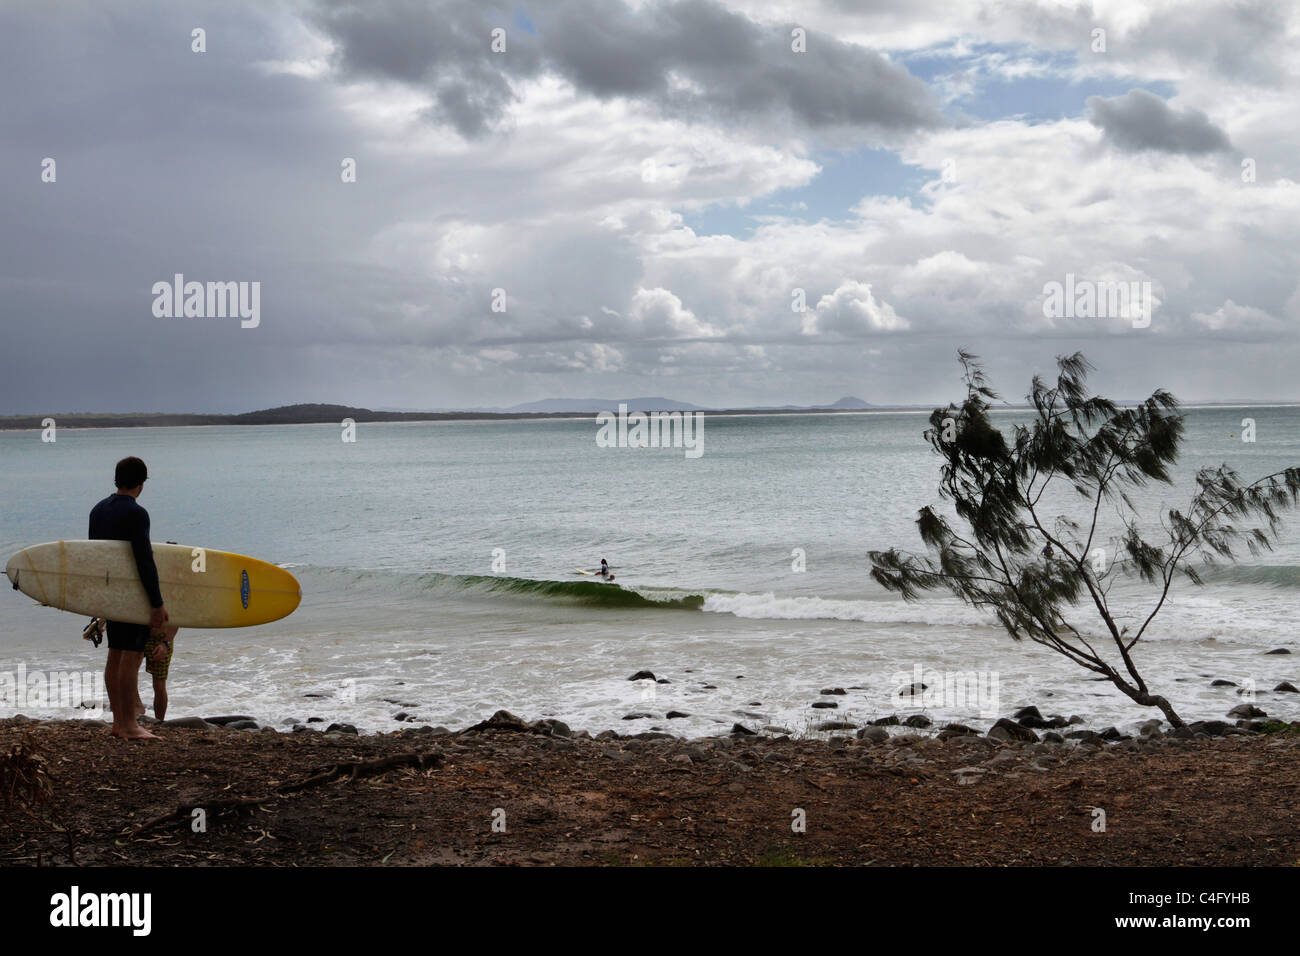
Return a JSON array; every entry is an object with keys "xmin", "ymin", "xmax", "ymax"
[
  {"xmin": 803, "ymin": 281, "xmax": 908, "ymax": 335},
  {"xmin": 1087, "ymin": 89, "xmax": 1232, "ymax": 154},
  {"xmin": 311, "ymin": 0, "xmax": 945, "ymax": 139}
]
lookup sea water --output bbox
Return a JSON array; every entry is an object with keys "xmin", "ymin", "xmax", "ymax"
[{"xmin": 2, "ymin": 407, "xmax": 1298, "ymax": 736}]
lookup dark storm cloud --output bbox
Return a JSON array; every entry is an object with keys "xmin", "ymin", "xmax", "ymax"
[
  {"xmin": 1086, "ymin": 89, "xmax": 1232, "ymax": 154},
  {"xmin": 310, "ymin": 0, "xmax": 945, "ymax": 138}
]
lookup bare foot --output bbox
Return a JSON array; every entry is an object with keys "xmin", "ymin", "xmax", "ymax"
[
  {"xmin": 121, "ymin": 726, "xmax": 161, "ymax": 740},
  {"xmin": 111, "ymin": 725, "xmax": 160, "ymax": 740}
]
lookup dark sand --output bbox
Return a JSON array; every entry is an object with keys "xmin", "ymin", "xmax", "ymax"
[{"xmin": 4, "ymin": 714, "xmax": 1299, "ymax": 866}]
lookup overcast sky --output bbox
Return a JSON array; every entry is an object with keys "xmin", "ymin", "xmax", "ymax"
[{"xmin": 2, "ymin": 0, "xmax": 1298, "ymax": 413}]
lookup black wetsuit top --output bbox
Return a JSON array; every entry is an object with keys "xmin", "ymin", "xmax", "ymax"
[{"xmin": 89, "ymin": 494, "xmax": 164, "ymax": 608}]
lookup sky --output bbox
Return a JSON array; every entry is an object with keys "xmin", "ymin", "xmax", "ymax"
[{"xmin": 1, "ymin": 0, "xmax": 1298, "ymax": 413}]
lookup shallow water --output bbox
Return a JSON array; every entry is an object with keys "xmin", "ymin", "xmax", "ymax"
[{"xmin": 2, "ymin": 407, "xmax": 1299, "ymax": 735}]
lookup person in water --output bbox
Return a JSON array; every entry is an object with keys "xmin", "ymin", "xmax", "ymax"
[
  {"xmin": 88, "ymin": 456, "xmax": 177, "ymax": 740},
  {"xmin": 600, "ymin": 558, "xmax": 609, "ymax": 576}
]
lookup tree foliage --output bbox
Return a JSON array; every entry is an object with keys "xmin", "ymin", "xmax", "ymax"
[{"xmin": 869, "ymin": 350, "xmax": 1300, "ymax": 726}]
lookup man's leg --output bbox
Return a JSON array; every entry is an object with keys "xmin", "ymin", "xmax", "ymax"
[
  {"xmin": 152, "ymin": 677, "xmax": 168, "ymax": 721},
  {"xmin": 106, "ymin": 649, "xmax": 123, "ymax": 728},
  {"xmin": 113, "ymin": 650, "xmax": 158, "ymax": 740}
]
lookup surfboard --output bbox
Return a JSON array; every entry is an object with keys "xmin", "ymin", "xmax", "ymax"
[
  {"xmin": 574, "ymin": 568, "xmax": 596, "ymax": 575},
  {"xmin": 5, "ymin": 540, "xmax": 301, "ymax": 629}
]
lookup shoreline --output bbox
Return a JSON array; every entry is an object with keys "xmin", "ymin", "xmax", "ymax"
[{"xmin": 4, "ymin": 711, "xmax": 1299, "ymax": 866}]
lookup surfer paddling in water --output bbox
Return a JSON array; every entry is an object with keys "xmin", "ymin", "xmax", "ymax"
[{"xmin": 88, "ymin": 457, "xmax": 177, "ymax": 740}]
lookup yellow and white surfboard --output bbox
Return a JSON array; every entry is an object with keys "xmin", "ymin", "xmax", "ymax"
[{"xmin": 6, "ymin": 540, "xmax": 301, "ymax": 628}]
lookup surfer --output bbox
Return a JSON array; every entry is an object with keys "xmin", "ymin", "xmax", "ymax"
[
  {"xmin": 600, "ymin": 558, "xmax": 609, "ymax": 577},
  {"xmin": 88, "ymin": 457, "xmax": 171, "ymax": 740}
]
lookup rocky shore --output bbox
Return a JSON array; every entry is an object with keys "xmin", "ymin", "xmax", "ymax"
[{"xmin": 5, "ymin": 706, "xmax": 1300, "ymax": 866}]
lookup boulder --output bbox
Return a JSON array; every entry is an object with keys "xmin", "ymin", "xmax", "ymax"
[
  {"xmin": 1227, "ymin": 704, "xmax": 1267, "ymax": 719},
  {"xmin": 813, "ymin": 720, "xmax": 858, "ymax": 732},
  {"xmin": 988, "ymin": 718, "xmax": 1038, "ymax": 742},
  {"xmin": 628, "ymin": 670, "xmax": 657, "ymax": 681},
  {"xmin": 163, "ymin": 716, "xmax": 216, "ymax": 730},
  {"xmin": 202, "ymin": 715, "xmax": 256, "ymax": 726}
]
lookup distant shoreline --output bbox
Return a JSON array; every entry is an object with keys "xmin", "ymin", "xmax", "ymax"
[{"xmin": 2, "ymin": 401, "xmax": 1295, "ymax": 432}]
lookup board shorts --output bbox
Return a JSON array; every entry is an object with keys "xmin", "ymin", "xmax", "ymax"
[
  {"xmin": 143, "ymin": 631, "xmax": 174, "ymax": 681},
  {"xmin": 105, "ymin": 621, "xmax": 150, "ymax": 653}
]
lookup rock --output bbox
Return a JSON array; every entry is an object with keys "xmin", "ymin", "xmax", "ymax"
[
  {"xmin": 1275, "ymin": 682, "xmax": 1300, "ymax": 693},
  {"xmin": 621, "ymin": 712, "xmax": 655, "ymax": 720},
  {"xmin": 163, "ymin": 716, "xmax": 215, "ymax": 730},
  {"xmin": 898, "ymin": 682, "xmax": 928, "ymax": 696},
  {"xmin": 281, "ymin": 718, "xmax": 301, "ymax": 726},
  {"xmin": 1099, "ymin": 727, "xmax": 1123, "ymax": 741},
  {"xmin": 937, "ymin": 723, "xmax": 980, "ymax": 740},
  {"xmin": 307, "ymin": 717, "xmax": 324, "ymax": 723},
  {"xmin": 633, "ymin": 731, "xmax": 676, "ymax": 741},
  {"xmin": 1139, "ymin": 719, "xmax": 1164, "ymax": 737},
  {"xmin": 595, "ymin": 730, "xmax": 620, "ymax": 740},
  {"xmin": 393, "ymin": 712, "xmax": 416, "ymax": 722},
  {"xmin": 813, "ymin": 720, "xmax": 858, "ymax": 732},
  {"xmin": 988, "ymin": 718, "xmax": 1038, "ymax": 742},
  {"xmin": 1210, "ymin": 679, "xmax": 1237, "ymax": 687},
  {"xmin": 665, "ymin": 711, "xmax": 691, "ymax": 719},
  {"xmin": 202, "ymin": 715, "xmax": 256, "ymax": 726},
  {"xmin": 463, "ymin": 710, "xmax": 532, "ymax": 732},
  {"xmin": 1067, "ymin": 715, "xmax": 1084, "ymax": 725},
  {"xmin": 700, "ymin": 684, "xmax": 717, "ymax": 690},
  {"xmin": 871, "ymin": 715, "xmax": 901, "ymax": 726},
  {"xmin": 810, "ymin": 701, "xmax": 838, "ymax": 709},
  {"xmin": 820, "ymin": 688, "xmax": 847, "ymax": 695},
  {"xmin": 1227, "ymin": 704, "xmax": 1267, "ymax": 719},
  {"xmin": 986, "ymin": 750, "xmax": 1019, "ymax": 767},
  {"xmin": 1042, "ymin": 731, "xmax": 1065, "ymax": 743},
  {"xmin": 656, "ymin": 678, "xmax": 671, "ymax": 684},
  {"xmin": 303, "ymin": 693, "xmax": 327, "ymax": 698},
  {"xmin": 325, "ymin": 723, "xmax": 358, "ymax": 735},
  {"xmin": 1012, "ymin": 706, "xmax": 1043, "ymax": 721},
  {"xmin": 1169, "ymin": 726, "xmax": 1196, "ymax": 739},
  {"xmin": 226, "ymin": 720, "xmax": 260, "ymax": 731},
  {"xmin": 628, "ymin": 670, "xmax": 657, "ymax": 681},
  {"xmin": 532, "ymin": 718, "xmax": 571, "ymax": 737},
  {"xmin": 902, "ymin": 714, "xmax": 932, "ymax": 728},
  {"xmin": 1266, "ymin": 648, "xmax": 1292, "ymax": 655},
  {"xmin": 731, "ymin": 723, "xmax": 757, "ymax": 736},
  {"xmin": 1236, "ymin": 719, "xmax": 1269, "ymax": 732},
  {"xmin": 1187, "ymin": 720, "xmax": 1233, "ymax": 737},
  {"xmin": 856, "ymin": 726, "xmax": 890, "ymax": 743}
]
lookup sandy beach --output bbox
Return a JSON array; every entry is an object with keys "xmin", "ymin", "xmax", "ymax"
[{"xmin": 4, "ymin": 712, "xmax": 1299, "ymax": 867}]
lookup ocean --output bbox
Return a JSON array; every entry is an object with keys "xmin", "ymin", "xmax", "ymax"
[{"xmin": 3, "ymin": 407, "xmax": 1299, "ymax": 736}]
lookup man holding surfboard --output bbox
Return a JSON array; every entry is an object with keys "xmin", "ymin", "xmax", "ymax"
[{"xmin": 88, "ymin": 457, "xmax": 173, "ymax": 740}]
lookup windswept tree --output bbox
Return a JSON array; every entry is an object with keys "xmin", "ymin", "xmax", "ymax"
[{"xmin": 869, "ymin": 351, "xmax": 1300, "ymax": 727}]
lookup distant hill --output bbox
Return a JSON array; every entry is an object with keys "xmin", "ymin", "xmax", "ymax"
[
  {"xmin": 497, "ymin": 396, "xmax": 708, "ymax": 413},
  {"xmin": 0, "ymin": 397, "xmax": 879, "ymax": 430}
]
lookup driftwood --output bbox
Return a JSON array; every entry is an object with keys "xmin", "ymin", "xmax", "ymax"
[{"xmin": 129, "ymin": 750, "xmax": 444, "ymax": 836}]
